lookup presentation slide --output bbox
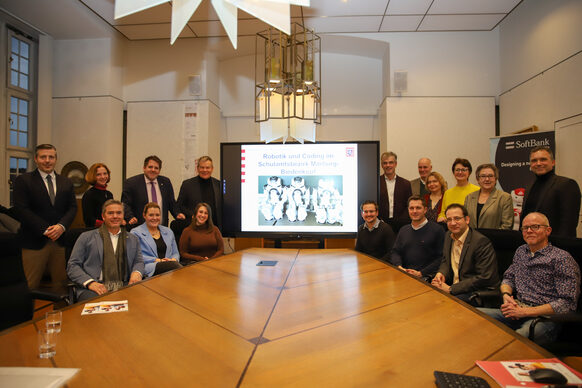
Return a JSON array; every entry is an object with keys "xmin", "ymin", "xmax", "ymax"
[{"xmin": 240, "ymin": 144, "xmax": 358, "ymax": 233}]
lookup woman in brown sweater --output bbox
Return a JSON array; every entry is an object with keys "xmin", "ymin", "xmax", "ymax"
[{"xmin": 179, "ymin": 202, "xmax": 224, "ymax": 264}]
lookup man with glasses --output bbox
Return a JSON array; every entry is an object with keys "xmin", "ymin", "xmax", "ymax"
[
  {"xmin": 431, "ymin": 203, "xmax": 498, "ymax": 305},
  {"xmin": 479, "ymin": 212, "xmax": 580, "ymax": 345},
  {"xmin": 521, "ymin": 146, "xmax": 581, "ymax": 237}
]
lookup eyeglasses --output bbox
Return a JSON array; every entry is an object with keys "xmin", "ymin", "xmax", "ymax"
[
  {"xmin": 478, "ymin": 174, "xmax": 495, "ymax": 179},
  {"xmin": 446, "ymin": 216, "xmax": 465, "ymax": 223},
  {"xmin": 454, "ymin": 168, "xmax": 469, "ymax": 173},
  {"xmin": 520, "ymin": 224, "xmax": 549, "ymax": 232}
]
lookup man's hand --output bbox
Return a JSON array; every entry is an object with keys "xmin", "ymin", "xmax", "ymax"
[
  {"xmin": 88, "ymin": 281, "xmax": 108, "ymax": 295},
  {"xmin": 176, "ymin": 213, "xmax": 186, "ymax": 220},
  {"xmin": 405, "ymin": 268, "xmax": 422, "ymax": 277},
  {"xmin": 128, "ymin": 217, "xmax": 138, "ymax": 225},
  {"xmin": 431, "ymin": 273, "xmax": 450, "ymax": 292},
  {"xmin": 501, "ymin": 301, "xmax": 527, "ymax": 320},
  {"xmin": 44, "ymin": 224, "xmax": 64, "ymax": 241},
  {"xmin": 128, "ymin": 271, "xmax": 142, "ymax": 285}
]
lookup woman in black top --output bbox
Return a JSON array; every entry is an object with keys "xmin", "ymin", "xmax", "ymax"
[{"xmin": 82, "ymin": 163, "xmax": 113, "ymax": 227}]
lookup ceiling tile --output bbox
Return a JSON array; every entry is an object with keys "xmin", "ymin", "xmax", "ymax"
[
  {"xmin": 116, "ymin": 23, "xmax": 195, "ymax": 40},
  {"xmin": 296, "ymin": 0, "xmax": 389, "ymax": 17},
  {"xmin": 237, "ymin": 19, "xmax": 272, "ymax": 36},
  {"xmin": 380, "ymin": 15, "xmax": 423, "ymax": 31},
  {"xmin": 188, "ymin": 20, "xmax": 226, "ymax": 37},
  {"xmin": 112, "ymin": 2, "xmax": 172, "ymax": 25},
  {"xmin": 419, "ymin": 14, "xmax": 505, "ymax": 31},
  {"xmin": 292, "ymin": 16, "xmax": 384, "ymax": 33},
  {"xmin": 429, "ymin": 0, "xmax": 522, "ymax": 15},
  {"xmin": 386, "ymin": 0, "xmax": 432, "ymax": 15}
]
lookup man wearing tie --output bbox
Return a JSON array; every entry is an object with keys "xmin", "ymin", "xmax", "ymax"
[
  {"xmin": 122, "ymin": 155, "xmax": 184, "ymax": 227},
  {"xmin": 13, "ymin": 144, "xmax": 77, "ymax": 291}
]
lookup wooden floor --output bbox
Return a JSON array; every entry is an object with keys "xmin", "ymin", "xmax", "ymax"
[{"xmin": 0, "ymin": 248, "xmax": 550, "ymax": 387}]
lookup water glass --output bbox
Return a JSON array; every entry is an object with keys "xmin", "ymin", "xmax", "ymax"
[
  {"xmin": 38, "ymin": 328, "xmax": 57, "ymax": 358},
  {"xmin": 45, "ymin": 310, "xmax": 62, "ymax": 333}
]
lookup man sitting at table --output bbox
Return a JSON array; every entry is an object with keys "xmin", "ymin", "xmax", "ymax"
[
  {"xmin": 355, "ymin": 200, "xmax": 395, "ymax": 263},
  {"xmin": 431, "ymin": 203, "xmax": 499, "ymax": 305},
  {"xmin": 479, "ymin": 212, "xmax": 580, "ymax": 345},
  {"xmin": 391, "ymin": 195, "xmax": 445, "ymax": 281},
  {"xmin": 67, "ymin": 200, "xmax": 144, "ymax": 301}
]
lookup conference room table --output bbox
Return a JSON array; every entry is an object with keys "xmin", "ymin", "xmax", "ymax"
[{"xmin": 0, "ymin": 248, "xmax": 551, "ymax": 387}]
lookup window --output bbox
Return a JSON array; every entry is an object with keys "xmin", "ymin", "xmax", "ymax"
[{"xmin": 2, "ymin": 24, "xmax": 37, "ymax": 206}]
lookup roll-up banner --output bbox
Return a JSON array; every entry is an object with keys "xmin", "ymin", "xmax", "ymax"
[{"xmin": 489, "ymin": 131, "xmax": 555, "ymax": 230}]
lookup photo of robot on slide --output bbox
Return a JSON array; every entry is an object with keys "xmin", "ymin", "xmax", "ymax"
[{"xmin": 258, "ymin": 175, "xmax": 344, "ymax": 226}]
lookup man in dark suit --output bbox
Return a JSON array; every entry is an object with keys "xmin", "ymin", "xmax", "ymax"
[
  {"xmin": 176, "ymin": 156, "xmax": 222, "ymax": 230},
  {"xmin": 13, "ymin": 144, "xmax": 77, "ymax": 291},
  {"xmin": 121, "ymin": 155, "xmax": 184, "ymax": 227},
  {"xmin": 432, "ymin": 203, "xmax": 499, "ymax": 305},
  {"xmin": 521, "ymin": 146, "xmax": 581, "ymax": 237},
  {"xmin": 378, "ymin": 151, "xmax": 412, "ymax": 232},
  {"xmin": 67, "ymin": 200, "xmax": 144, "ymax": 301}
]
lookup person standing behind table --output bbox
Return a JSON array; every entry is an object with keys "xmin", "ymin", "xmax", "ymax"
[
  {"xmin": 410, "ymin": 157, "xmax": 433, "ymax": 197},
  {"xmin": 122, "ymin": 155, "xmax": 185, "ymax": 227},
  {"xmin": 179, "ymin": 202, "xmax": 224, "ymax": 264},
  {"xmin": 464, "ymin": 163, "xmax": 514, "ymax": 230},
  {"xmin": 392, "ymin": 196, "xmax": 445, "ymax": 280},
  {"xmin": 131, "ymin": 202, "xmax": 182, "ymax": 277},
  {"xmin": 82, "ymin": 163, "xmax": 114, "ymax": 227},
  {"xmin": 521, "ymin": 146, "xmax": 581, "ymax": 237},
  {"xmin": 424, "ymin": 171, "xmax": 447, "ymax": 223},
  {"xmin": 437, "ymin": 158, "xmax": 480, "ymax": 222},
  {"xmin": 13, "ymin": 144, "xmax": 77, "ymax": 292},
  {"xmin": 432, "ymin": 204, "xmax": 499, "ymax": 305},
  {"xmin": 177, "ymin": 156, "xmax": 222, "ymax": 230},
  {"xmin": 355, "ymin": 200, "xmax": 395, "ymax": 264},
  {"xmin": 378, "ymin": 151, "xmax": 412, "ymax": 231}
]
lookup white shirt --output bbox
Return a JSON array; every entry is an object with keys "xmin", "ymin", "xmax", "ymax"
[
  {"xmin": 411, "ymin": 218, "xmax": 428, "ymax": 231},
  {"xmin": 144, "ymin": 175, "xmax": 163, "ymax": 217},
  {"xmin": 384, "ymin": 175, "xmax": 396, "ymax": 218},
  {"xmin": 38, "ymin": 170, "xmax": 57, "ymax": 196}
]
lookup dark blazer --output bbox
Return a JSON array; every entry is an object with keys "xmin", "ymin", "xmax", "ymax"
[
  {"xmin": 437, "ymin": 228, "xmax": 499, "ymax": 295},
  {"xmin": 176, "ymin": 176, "xmax": 222, "ymax": 230},
  {"xmin": 121, "ymin": 174, "xmax": 179, "ymax": 227},
  {"xmin": 13, "ymin": 169, "xmax": 77, "ymax": 249},
  {"xmin": 378, "ymin": 174, "xmax": 412, "ymax": 223},
  {"xmin": 521, "ymin": 172, "xmax": 581, "ymax": 238},
  {"xmin": 464, "ymin": 188, "xmax": 514, "ymax": 230}
]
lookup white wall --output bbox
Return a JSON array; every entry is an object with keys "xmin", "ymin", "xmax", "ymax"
[
  {"xmin": 499, "ymin": 0, "xmax": 582, "ymax": 134},
  {"xmin": 383, "ymin": 97, "xmax": 496, "ymax": 185}
]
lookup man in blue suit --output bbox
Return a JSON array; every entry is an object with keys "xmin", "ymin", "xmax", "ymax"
[
  {"xmin": 67, "ymin": 200, "xmax": 144, "ymax": 301},
  {"xmin": 122, "ymin": 155, "xmax": 185, "ymax": 227}
]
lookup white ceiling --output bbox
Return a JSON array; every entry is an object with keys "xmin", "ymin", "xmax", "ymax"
[{"xmin": 0, "ymin": 0, "xmax": 523, "ymax": 42}]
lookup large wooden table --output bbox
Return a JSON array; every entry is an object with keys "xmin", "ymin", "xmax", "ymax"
[{"xmin": 0, "ymin": 249, "xmax": 551, "ymax": 387}]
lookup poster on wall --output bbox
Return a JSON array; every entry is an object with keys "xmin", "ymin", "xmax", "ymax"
[{"xmin": 489, "ymin": 131, "xmax": 555, "ymax": 229}]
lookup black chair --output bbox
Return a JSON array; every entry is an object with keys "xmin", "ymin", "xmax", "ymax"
[
  {"xmin": 170, "ymin": 219, "xmax": 191, "ymax": 244},
  {"xmin": 469, "ymin": 228, "xmax": 524, "ymax": 307},
  {"xmin": 0, "ymin": 232, "xmax": 66, "ymax": 331},
  {"xmin": 528, "ymin": 235, "xmax": 582, "ymax": 356}
]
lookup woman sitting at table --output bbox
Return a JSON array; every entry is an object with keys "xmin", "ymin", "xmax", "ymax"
[
  {"xmin": 423, "ymin": 171, "xmax": 447, "ymax": 223},
  {"xmin": 437, "ymin": 158, "xmax": 480, "ymax": 222},
  {"xmin": 131, "ymin": 202, "xmax": 182, "ymax": 277},
  {"xmin": 82, "ymin": 162, "xmax": 113, "ymax": 227},
  {"xmin": 179, "ymin": 202, "xmax": 224, "ymax": 264},
  {"xmin": 464, "ymin": 163, "xmax": 514, "ymax": 230}
]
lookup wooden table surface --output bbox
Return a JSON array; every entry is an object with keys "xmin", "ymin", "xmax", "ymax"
[{"xmin": 0, "ymin": 248, "xmax": 551, "ymax": 387}]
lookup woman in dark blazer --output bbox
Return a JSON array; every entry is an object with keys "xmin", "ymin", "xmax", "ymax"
[
  {"xmin": 81, "ymin": 163, "xmax": 113, "ymax": 227},
  {"xmin": 464, "ymin": 163, "xmax": 514, "ymax": 230}
]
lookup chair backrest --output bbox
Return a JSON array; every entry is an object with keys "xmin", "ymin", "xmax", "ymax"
[
  {"xmin": 476, "ymin": 228, "xmax": 523, "ymax": 278},
  {"xmin": 0, "ymin": 232, "xmax": 33, "ymax": 331},
  {"xmin": 65, "ymin": 228, "xmax": 95, "ymax": 264},
  {"xmin": 549, "ymin": 235, "xmax": 582, "ymax": 313}
]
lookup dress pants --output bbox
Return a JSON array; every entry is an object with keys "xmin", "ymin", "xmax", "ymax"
[{"xmin": 22, "ymin": 241, "xmax": 67, "ymax": 292}]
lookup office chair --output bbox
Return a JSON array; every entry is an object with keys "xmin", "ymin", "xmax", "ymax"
[
  {"xmin": 0, "ymin": 232, "xmax": 67, "ymax": 331},
  {"xmin": 64, "ymin": 227, "xmax": 95, "ymax": 304},
  {"xmin": 170, "ymin": 218, "xmax": 191, "ymax": 244}
]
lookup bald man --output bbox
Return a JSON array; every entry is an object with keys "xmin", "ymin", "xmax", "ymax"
[{"xmin": 410, "ymin": 158, "xmax": 432, "ymax": 197}]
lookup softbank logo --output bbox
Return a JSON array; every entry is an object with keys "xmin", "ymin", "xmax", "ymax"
[{"xmin": 505, "ymin": 138, "xmax": 550, "ymax": 150}]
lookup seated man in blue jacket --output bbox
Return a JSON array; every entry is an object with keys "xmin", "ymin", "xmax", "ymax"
[{"xmin": 67, "ymin": 199, "xmax": 144, "ymax": 301}]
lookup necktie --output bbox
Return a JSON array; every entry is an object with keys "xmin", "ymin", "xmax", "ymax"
[
  {"xmin": 46, "ymin": 175, "xmax": 55, "ymax": 205},
  {"xmin": 150, "ymin": 181, "xmax": 158, "ymax": 204}
]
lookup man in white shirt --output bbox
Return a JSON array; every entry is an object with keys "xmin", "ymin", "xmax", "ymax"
[{"xmin": 378, "ymin": 151, "xmax": 412, "ymax": 232}]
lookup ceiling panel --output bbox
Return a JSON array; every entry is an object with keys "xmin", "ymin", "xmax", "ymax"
[
  {"xmin": 429, "ymin": 0, "xmax": 522, "ymax": 15},
  {"xmin": 385, "ymin": 0, "xmax": 432, "ymax": 15},
  {"xmin": 294, "ymin": 16, "xmax": 384, "ymax": 33},
  {"xmin": 116, "ymin": 23, "xmax": 195, "ymax": 40},
  {"xmin": 112, "ymin": 3, "xmax": 172, "ymax": 25},
  {"xmin": 298, "ymin": 0, "xmax": 389, "ymax": 17},
  {"xmin": 380, "ymin": 15, "xmax": 423, "ymax": 32},
  {"xmin": 419, "ymin": 14, "xmax": 505, "ymax": 31}
]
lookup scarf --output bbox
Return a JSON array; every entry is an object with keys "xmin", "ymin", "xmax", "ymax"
[{"xmin": 99, "ymin": 224, "xmax": 127, "ymax": 292}]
